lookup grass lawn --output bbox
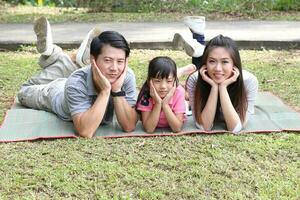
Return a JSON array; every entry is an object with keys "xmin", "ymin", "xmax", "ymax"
[
  {"xmin": 0, "ymin": 48, "xmax": 299, "ymax": 199},
  {"xmin": 0, "ymin": 4, "xmax": 300, "ymax": 23}
]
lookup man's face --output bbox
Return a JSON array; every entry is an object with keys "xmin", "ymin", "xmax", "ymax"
[{"xmin": 95, "ymin": 44, "xmax": 127, "ymax": 84}]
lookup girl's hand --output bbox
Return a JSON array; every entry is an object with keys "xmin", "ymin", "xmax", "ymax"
[
  {"xmin": 149, "ymin": 80, "xmax": 162, "ymax": 104},
  {"xmin": 111, "ymin": 64, "xmax": 127, "ymax": 92},
  {"xmin": 162, "ymin": 85, "xmax": 176, "ymax": 106},
  {"xmin": 91, "ymin": 58, "xmax": 111, "ymax": 93},
  {"xmin": 200, "ymin": 65, "xmax": 217, "ymax": 87},
  {"xmin": 220, "ymin": 67, "xmax": 240, "ymax": 88}
]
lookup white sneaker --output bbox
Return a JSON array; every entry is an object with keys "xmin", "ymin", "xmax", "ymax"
[
  {"xmin": 33, "ymin": 17, "xmax": 54, "ymax": 56},
  {"xmin": 76, "ymin": 28, "xmax": 101, "ymax": 67},
  {"xmin": 173, "ymin": 33, "xmax": 205, "ymax": 57},
  {"xmin": 183, "ymin": 16, "xmax": 206, "ymax": 35}
]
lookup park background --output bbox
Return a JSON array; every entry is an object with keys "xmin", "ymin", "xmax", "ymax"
[{"xmin": 0, "ymin": 0, "xmax": 299, "ymax": 199}]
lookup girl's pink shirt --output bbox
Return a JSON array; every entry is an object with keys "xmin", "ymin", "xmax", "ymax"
[{"xmin": 137, "ymin": 85, "xmax": 186, "ymax": 128}]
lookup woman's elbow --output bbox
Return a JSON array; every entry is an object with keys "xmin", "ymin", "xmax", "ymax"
[
  {"xmin": 200, "ymin": 124, "xmax": 212, "ymax": 131},
  {"xmin": 196, "ymin": 118, "xmax": 212, "ymax": 131},
  {"xmin": 229, "ymin": 121, "xmax": 243, "ymax": 134}
]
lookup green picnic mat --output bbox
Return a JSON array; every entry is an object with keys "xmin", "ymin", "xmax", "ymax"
[{"xmin": 1, "ymin": 92, "xmax": 300, "ymax": 142}]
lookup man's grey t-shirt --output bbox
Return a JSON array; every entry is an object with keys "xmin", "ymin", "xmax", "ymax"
[{"xmin": 52, "ymin": 65, "xmax": 137, "ymax": 124}]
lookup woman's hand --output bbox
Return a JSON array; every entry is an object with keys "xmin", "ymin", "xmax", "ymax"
[
  {"xmin": 200, "ymin": 65, "xmax": 218, "ymax": 88},
  {"xmin": 149, "ymin": 80, "xmax": 162, "ymax": 104},
  {"xmin": 220, "ymin": 67, "xmax": 240, "ymax": 88}
]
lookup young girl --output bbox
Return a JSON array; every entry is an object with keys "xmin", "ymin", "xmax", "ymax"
[
  {"xmin": 186, "ymin": 34, "xmax": 258, "ymax": 133},
  {"xmin": 136, "ymin": 56, "xmax": 186, "ymax": 133}
]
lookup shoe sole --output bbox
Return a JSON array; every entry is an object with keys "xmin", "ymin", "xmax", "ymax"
[
  {"xmin": 34, "ymin": 17, "xmax": 47, "ymax": 53},
  {"xmin": 34, "ymin": 17, "xmax": 53, "ymax": 55},
  {"xmin": 173, "ymin": 33, "xmax": 194, "ymax": 57}
]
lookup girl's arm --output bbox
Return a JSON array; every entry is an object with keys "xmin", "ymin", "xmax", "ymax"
[
  {"xmin": 140, "ymin": 102, "xmax": 162, "ymax": 133},
  {"xmin": 219, "ymin": 67, "xmax": 242, "ymax": 132},
  {"xmin": 162, "ymin": 104, "xmax": 185, "ymax": 133},
  {"xmin": 140, "ymin": 80, "xmax": 162, "ymax": 133},
  {"xmin": 161, "ymin": 86, "xmax": 185, "ymax": 132}
]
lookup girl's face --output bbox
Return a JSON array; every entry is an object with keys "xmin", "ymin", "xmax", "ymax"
[
  {"xmin": 151, "ymin": 75, "xmax": 175, "ymax": 98},
  {"xmin": 205, "ymin": 47, "xmax": 234, "ymax": 84}
]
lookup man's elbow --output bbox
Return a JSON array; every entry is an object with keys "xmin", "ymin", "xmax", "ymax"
[
  {"xmin": 77, "ymin": 129, "xmax": 95, "ymax": 138},
  {"xmin": 121, "ymin": 117, "xmax": 137, "ymax": 132}
]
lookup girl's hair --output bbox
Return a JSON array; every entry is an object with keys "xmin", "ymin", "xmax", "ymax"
[
  {"xmin": 90, "ymin": 31, "xmax": 130, "ymax": 59},
  {"xmin": 194, "ymin": 34, "xmax": 248, "ymax": 123},
  {"xmin": 137, "ymin": 56, "xmax": 179, "ymax": 107}
]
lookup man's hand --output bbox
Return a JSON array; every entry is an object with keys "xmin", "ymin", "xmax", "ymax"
[
  {"xmin": 111, "ymin": 62, "xmax": 128, "ymax": 92},
  {"xmin": 91, "ymin": 58, "xmax": 111, "ymax": 93}
]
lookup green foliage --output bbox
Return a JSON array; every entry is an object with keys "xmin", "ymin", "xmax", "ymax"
[
  {"xmin": 3, "ymin": 0, "xmax": 300, "ymax": 11},
  {"xmin": 84, "ymin": 0, "xmax": 300, "ymax": 13},
  {"xmin": 274, "ymin": 0, "xmax": 300, "ymax": 11},
  {"xmin": 3, "ymin": 0, "xmax": 77, "ymax": 7},
  {"xmin": 4, "ymin": 0, "xmax": 37, "ymax": 6}
]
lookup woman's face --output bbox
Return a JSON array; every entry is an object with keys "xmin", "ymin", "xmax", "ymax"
[{"xmin": 205, "ymin": 47, "xmax": 234, "ymax": 84}]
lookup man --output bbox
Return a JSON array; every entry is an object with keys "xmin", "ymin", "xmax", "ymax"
[{"xmin": 18, "ymin": 17, "xmax": 138, "ymax": 138}]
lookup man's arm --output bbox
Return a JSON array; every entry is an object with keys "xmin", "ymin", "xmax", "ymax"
[
  {"xmin": 72, "ymin": 90, "xmax": 110, "ymax": 138},
  {"xmin": 70, "ymin": 58, "xmax": 112, "ymax": 138},
  {"xmin": 113, "ymin": 96, "xmax": 138, "ymax": 132},
  {"xmin": 111, "ymin": 64, "xmax": 138, "ymax": 132}
]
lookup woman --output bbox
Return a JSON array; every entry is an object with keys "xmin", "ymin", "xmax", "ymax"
[{"xmin": 186, "ymin": 34, "xmax": 258, "ymax": 133}]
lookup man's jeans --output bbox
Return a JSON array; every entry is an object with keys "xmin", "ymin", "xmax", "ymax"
[{"xmin": 18, "ymin": 45, "xmax": 79, "ymax": 112}]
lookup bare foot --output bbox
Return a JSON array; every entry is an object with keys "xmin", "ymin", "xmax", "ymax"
[
  {"xmin": 178, "ymin": 64, "xmax": 197, "ymax": 77},
  {"xmin": 70, "ymin": 51, "xmax": 77, "ymax": 64}
]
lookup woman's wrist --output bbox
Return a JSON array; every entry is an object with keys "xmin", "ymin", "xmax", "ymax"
[
  {"xmin": 218, "ymin": 84, "xmax": 228, "ymax": 90},
  {"xmin": 210, "ymin": 84, "xmax": 219, "ymax": 92}
]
